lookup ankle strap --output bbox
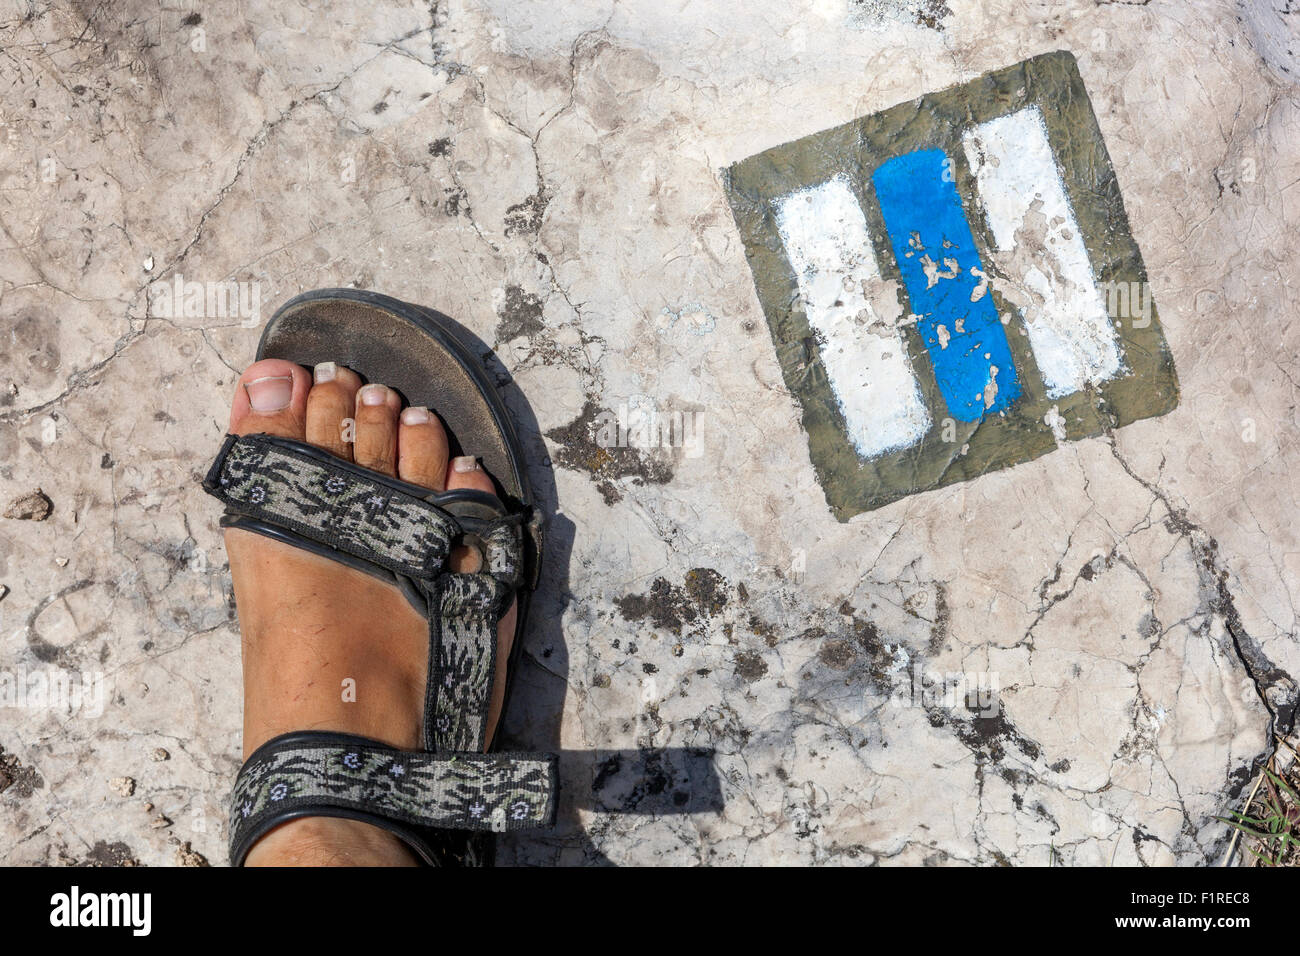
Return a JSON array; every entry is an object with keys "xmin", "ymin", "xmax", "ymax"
[{"xmin": 230, "ymin": 731, "xmax": 557, "ymax": 866}]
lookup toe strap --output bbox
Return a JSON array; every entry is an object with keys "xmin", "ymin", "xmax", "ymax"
[
  {"xmin": 203, "ymin": 432, "xmax": 462, "ymax": 580},
  {"xmin": 229, "ymin": 731, "xmax": 558, "ymax": 866}
]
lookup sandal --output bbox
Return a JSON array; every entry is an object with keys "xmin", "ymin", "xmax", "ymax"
[{"xmin": 202, "ymin": 288, "xmax": 556, "ymax": 866}]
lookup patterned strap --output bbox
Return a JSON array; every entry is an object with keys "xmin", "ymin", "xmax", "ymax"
[
  {"xmin": 203, "ymin": 432, "xmax": 461, "ymax": 579},
  {"xmin": 421, "ymin": 503, "xmax": 526, "ymax": 753},
  {"xmin": 229, "ymin": 733, "xmax": 558, "ymax": 864},
  {"xmin": 427, "ymin": 572, "xmax": 514, "ymax": 752}
]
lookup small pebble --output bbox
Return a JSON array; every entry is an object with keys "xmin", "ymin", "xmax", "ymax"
[
  {"xmin": 109, "ymin": 776, "xmax": 136, "ymax": 797},
  {"xmin": 151, "ymin": 747, "xmax": 169, "ymax": 761},
  {"xmin": 149, "ymin": 814, "xmax": 173, "ymax": 829},
  {"xmin": 174, "ymin": 841, "xmax": 209, "ymax": 867},
  {"xmin": 3, "ymin": 489, "xmax": 52, "ymax": 521},
  {"xmin": 55, "ymin": 557, "xmax": 68, "ymax": 567}
]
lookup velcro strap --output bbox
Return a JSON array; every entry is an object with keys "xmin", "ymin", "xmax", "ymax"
[
  {"xmin": 203, "ymin": 433, "xmax": 460, "ymax": 579},
  {"xmin": 230, "ymin": 735, "xmax": 558, "ymax": 862}
]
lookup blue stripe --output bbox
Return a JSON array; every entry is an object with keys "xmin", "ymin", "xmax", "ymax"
[{"xmin": 871, "ymin": 149, "xmax": 1021, "ymax": 421}]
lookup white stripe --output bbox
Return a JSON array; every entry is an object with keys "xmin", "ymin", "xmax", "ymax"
[
  {"xmin": 962, "ymin": 106, "xmax": 1124, "ymax": 398},
  {"xmin": 775, "ymin": 176, "xmax": 930, "ymax": 460}
]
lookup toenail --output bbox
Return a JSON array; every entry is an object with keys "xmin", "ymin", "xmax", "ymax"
[
  {"xmin": 313, "ymin": 362, "xmax": 337, "ymax": 384},
  {"xmin": 360, "ymin": 384, "xmax": 389, "ymax": 407},
  {"xmin": 245, "ymin": 375, "xmax": 294, "ymax": 412},
  {"xmin": 401, "ymin": 406, "xmax": 430, "ymax": 425},
  {"xmin": 452, "ymin": 455, "xmax": 479, "ymax": 473}
]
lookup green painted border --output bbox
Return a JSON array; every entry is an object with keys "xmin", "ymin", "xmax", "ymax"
[{"xmin": 723, "ymin": 50, "xmax": 1178, "ymax": 521}]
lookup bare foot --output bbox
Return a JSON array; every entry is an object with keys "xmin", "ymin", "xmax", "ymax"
[{"xmin": 219, "ymin": 358, "xmax": 517, "ymax": 866}]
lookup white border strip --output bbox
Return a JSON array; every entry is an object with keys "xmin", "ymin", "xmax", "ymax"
[
  {"xmin": 775, "ymin": 176, "xmax": 931, "ymax": 460},
  {"xmin": 962, "ymin": 106, "xmax": 1124, "ymax": 398}
]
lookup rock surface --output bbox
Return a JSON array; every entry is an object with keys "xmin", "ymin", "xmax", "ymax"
[{"xmin": 0, "ymin": 0, "xmax": 1296, "ymax": 866}]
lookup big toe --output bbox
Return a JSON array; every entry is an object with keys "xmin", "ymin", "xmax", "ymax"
[{"xmin": 229, "ymin": 358, "xmax": 311, "ymax": 439}]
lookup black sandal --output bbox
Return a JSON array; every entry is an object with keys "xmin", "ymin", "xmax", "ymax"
[{"xmin": 202, "ymin": 288, "xmax": 556, "ymax": 866}]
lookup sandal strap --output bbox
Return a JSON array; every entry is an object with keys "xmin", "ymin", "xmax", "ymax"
[
  {"xmin": 229, "ymin": 732, "xmax": 557, "ymax": 865},
  {"xmin": 426, "ymin": 573, "xmax": 514, "ymax": 752},
  {"xmin": 203, "ymin": 432, "xmax": 462, "ymax": 579}
]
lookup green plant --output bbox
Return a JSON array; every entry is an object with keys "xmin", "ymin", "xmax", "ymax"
[{"xmin": 1218, "ymin": 765, "xmax": 1300, "ymax": 866}]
